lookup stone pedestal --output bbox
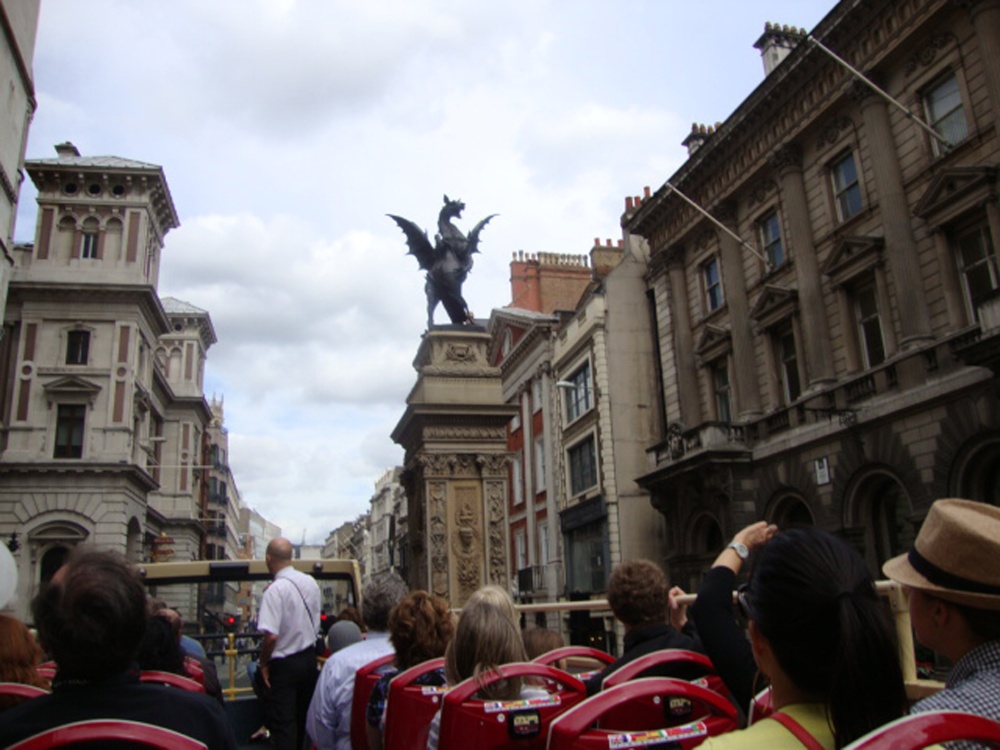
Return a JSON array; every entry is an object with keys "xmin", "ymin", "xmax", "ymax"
[{"xmin": 392, "ymin": 326, "xmax": 517, "ymax": 607}]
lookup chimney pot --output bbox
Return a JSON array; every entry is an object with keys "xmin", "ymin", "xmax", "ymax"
[
  {"xmin": 644, "ymin": 186, "xmax": 651, "ymax": 198},
  {"xmin": 625, "ymin": 196, "xmax": 634, "ymax": 210}
]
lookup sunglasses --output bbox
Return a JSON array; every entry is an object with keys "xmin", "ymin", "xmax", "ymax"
[{"xmin": 737, "ymin": 582, "xmax": 754, "ymax": 620}]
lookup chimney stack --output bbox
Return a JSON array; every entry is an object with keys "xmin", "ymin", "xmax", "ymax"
[
  {"xmin": 753, "ymin": 22, "xmax": 806, "ymax": 76},
  {"xmin": 54, "ymin": 141, "xmax": 81, "ymax": 158}
]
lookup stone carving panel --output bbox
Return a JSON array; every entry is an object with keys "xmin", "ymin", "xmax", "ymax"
[
  {"xmin": 476, "ymin": 453, "xmax": 513, "ymax": 478},
  {"xmin": 450, "ymin": 483, "xmax": 483, "ymax": 605},
  {"xmin": 485, "ymin": 480, "xmax": 508, "ymax": 587},
  {"xmin": 428, "ymin": 481, "xmax": 449, "ymax": 600}
]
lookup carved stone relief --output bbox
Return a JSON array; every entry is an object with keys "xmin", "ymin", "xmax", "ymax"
[
  {"xmin": 423, "ymin": 425, "xmax": 506, "ymax": 442},
  {"xmin": 428, "ymin": 481, "xmax": 449, "ymax": 599},
  {"xmin": 485, "ymin": 480, "xmax": 508, "ymax": 587},
  {"xmin": 450, "ymin": 484, "xmax": 482, "ymax": 605},
  {"xmin": 476, "ymin": 453, "xmax": 513, "ymax": 478}
]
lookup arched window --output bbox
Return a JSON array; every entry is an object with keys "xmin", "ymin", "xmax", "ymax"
[
  {"xmin": 39, "ymin": 546, "xmax": 68, "ymax": 584},
  {"xmin": 847, "ymin": 471, "xmax": 912, "ymax": 573}
]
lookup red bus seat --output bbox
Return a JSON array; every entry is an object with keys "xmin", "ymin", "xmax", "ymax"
[
  {"xmin": 7, "ymin": 719, "xmax": 208, "ymax": 749},
  {"xmin": 438, "ymin": 662, "xmax": 586, "ymax": 750},
  {"xmin": 138, "ymin": 670, "xmax": 205, "ymax": 693},
  {"xmin": 182, "ymin": 656, "xmax": 205, "ymax": 685},
  {"xmin": 842, "ymin": 711, "xmax": 1000, "ymax": 750},
  {"xmin": 382, "ymin": 658, "xmax": 447, "ymax": 750},
  {"xmin": 0, "ymin": 682, "xmax": 49, "ymax": 700},
  {"xmin": 548, "ymin": 677, "xmax": 739, "ymax": 750},
  {"xmin": 350, "ymin": 652, "xmax": 396, "ymax": 750}
]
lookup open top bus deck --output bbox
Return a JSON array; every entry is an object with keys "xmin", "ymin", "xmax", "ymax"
[{"xmin": 138, "ymin": 558, "xmax": 361, "ymax": 748}]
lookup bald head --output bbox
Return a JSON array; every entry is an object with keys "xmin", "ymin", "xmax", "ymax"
[{"xmin": 266, "ymin": 537, "xmax": 293, "ymax": 574}]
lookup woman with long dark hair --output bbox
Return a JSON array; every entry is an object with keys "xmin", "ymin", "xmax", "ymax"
[{"xmin": 695, "ymin": 528, "xmax": 907, "ymax": 749}]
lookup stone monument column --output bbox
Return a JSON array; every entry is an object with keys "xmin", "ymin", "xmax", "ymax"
[{"xmin": 392, "ymin": 326, "xmax": 518, "ymax": 608}]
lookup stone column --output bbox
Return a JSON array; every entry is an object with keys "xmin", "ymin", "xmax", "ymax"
[
  {"xmin": 392, "ymin": 327, "xmax": 518, "ymax": 607},
  {"xmin": 717, "ymin": 204, "xmax": 762, "ymax": 418},
  {"xmin": 960, "ymin": 0, "xmax": 1000, "ymax": 143},
  {"xmin": 855, "ymin": 81, "xmax": 933, "ymax": 347},
  {"xmin": 664, "ymin": 246, "xmax": 702, "ymax": 426},
  {"xmin": 772, "ymin": 144, "xmax": 836, "ymax": 387}
]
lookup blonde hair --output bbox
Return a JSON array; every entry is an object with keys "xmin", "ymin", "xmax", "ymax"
[{"xmin": 445, "ymin": 586, "xmax": 526, "ymax": 700}]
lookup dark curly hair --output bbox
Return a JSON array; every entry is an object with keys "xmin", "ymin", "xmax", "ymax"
[
  {"xmin": 388, "ymin": 590, "xmax": 455, "ymax": 670},
  {"xmin": 607, "ymin": 559, "xmax": 669, "ymax": 628}
]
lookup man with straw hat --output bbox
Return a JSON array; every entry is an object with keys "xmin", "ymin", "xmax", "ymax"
[{"xmin": 883, "ymin": 498, "xmax": 1000, "ymax": 732}]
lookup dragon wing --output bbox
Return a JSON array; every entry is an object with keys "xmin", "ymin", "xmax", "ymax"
[
  {"xmin": 387, "ymin": 214, "xmax": 437, "ymax": 270},
  {"xmin": 466, "ymin": 214, "xmax": 498, "ymax": 254}
]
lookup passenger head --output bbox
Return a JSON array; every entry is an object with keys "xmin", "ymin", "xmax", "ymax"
[
  {"xmin": 326, "ymin": 620, "xmax": 363, "ymax": 654},
  {"xmin": 388, "ymin": 590, "xmax": 455, "ymax": 670},
  {"xmin": 32, "ymin": 547, "xmax": 148, "ymax": 680},
  {"xmin": 337, "ymin": 605, "xmax": 365, "ymax": 632},
  {"xmin": 0, "ymin": 614, "xmax": 47, "ymax": 697},
  {"xmin": 361, "ymin": 572, "xmax": 409, "ymax": 632},
  {"xmin": 265, "ymin": 537, "xmax": 293, "ymax": 574},
  {"xmin": 607, "ymin": 559, "xmax": 669, "ymax": 630},
  {"xmin": 136, "ymin": 615, "xmax": 186, "ymax": 674},
  {"xmin": 883, "ymin": 498, "xmax": 1000, "ymax": 656},
  {"xmin": 445, "ymin": 585, "xmax": 526, "ymax": 700},
  {"xmin": 522, "ymin": 627, "xmax": 564, "ymax": 661},
  {"xmin": 745, "ymin": 528, "xmax": 906, "ymax": 747}
]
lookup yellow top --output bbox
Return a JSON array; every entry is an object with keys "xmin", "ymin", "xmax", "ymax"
[{"xmin": 694, "ymin": 703, "xmax": 834, "ymax": 749}]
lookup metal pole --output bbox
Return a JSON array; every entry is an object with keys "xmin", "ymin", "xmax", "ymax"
[
  {"xmin": 664, "ymin": 182, "xmax": 767, "ymax": 263},
  {"xmin": 806, "ymin": 34, "xmax": 951, "ymax": 148}
]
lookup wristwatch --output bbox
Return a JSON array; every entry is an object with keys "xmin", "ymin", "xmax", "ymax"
[{"xmin": 727, "ymin": 541, "xmax": 749, "ymax": 560}]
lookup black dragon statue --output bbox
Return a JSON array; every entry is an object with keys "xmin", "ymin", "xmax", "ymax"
[{"xmin": 389, "ymin": 196, "xmax": 496, "ymax": 328}]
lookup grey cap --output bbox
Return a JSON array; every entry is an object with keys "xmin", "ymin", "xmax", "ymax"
[{"xmin": 326, "ymin": 620, "xmax": 363, "ymax": 653}]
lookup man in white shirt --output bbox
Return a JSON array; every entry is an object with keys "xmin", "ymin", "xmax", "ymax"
[
  {"xmin": 258, "ymin": 537, "xmax": 322, "ymax": 750},
  {"xmin": 306, "ymin": 572, "xmax": 409, "ymax": 750}
]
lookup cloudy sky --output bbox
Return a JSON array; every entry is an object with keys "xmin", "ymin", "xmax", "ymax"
[{"xmin": 17, "ymin": 0, "xmax": 835, "ymax": 544}]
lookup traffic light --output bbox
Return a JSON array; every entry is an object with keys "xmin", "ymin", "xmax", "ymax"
[
  {"xmin": 224, "ymin": 615, "xmax": 237, "ymax": 631},
  {"xmin": 320, "ymin": 612, "xmax": 331, "ymax": 635}
]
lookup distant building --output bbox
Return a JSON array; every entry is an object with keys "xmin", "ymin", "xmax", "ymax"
[
  {"xmin": 0, "ymin": 1, "xmax": 40, "ymax": 331},
  {"xmin": 626, "ymin": 0, "xmax": 1000, "ymax": 588},
  {"xmin": 368, "ymin": 467, "xmax": 406, "ymax": 580}
]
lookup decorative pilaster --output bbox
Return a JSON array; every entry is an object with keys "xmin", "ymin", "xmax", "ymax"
[
  {"xmin": 715, "ymin": 203, "xmax": 762, "ymax": 418},
  {"xmin": 665, "ymin": 246, "xmax": 701, "ymax": 425},
  {"xmin": 958, "ymin": 0, "xmax": 1000, "ymax": 143},
  {"xmin": 854, "ymin": 80, "xmax": 933, "ymax": 347},
  {"xmin": 772, "ymin": 143, "xmax": 836, "ymax": 387}
]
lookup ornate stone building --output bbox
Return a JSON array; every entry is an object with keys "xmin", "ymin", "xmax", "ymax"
[
  {"xmin": 627, "ymin": 0, "xmax": 1000, "ymax": 588},
  {"xmin": 0, "ymin": 1, "xmax": 40, "ymax": 331},
  {"xmin": 0, "ymin": 143, "xmax": 218, "ymax": 619}
]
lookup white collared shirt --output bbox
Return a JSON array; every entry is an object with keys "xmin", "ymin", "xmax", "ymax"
[
  {"xmin": 306, "ymin": 631, "xmax": 394, "ymax": 750},
  {"xmin": 257, "ymin": 566, "xmax": 321, "ymax": 659}
]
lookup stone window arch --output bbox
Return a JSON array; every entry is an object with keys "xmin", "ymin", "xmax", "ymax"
[
  {"xmin": 28, "ymin": 520, "xmax": 90, "ymax": 584},
  {"xmin": 949, "ymin": 431, "xmax": 1000, "ymax": 506},
  {"xmin": 767, "ymin": 493, "xmax": 815, "ymax": 528},
  {"xmin": 843, "ymin": 467, "xmax": 913, "ymax": 573}
]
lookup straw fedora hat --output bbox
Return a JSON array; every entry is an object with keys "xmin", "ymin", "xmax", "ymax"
[{"xmin": 883, "ymin": 498, "xmax": 1000, "ymax": 611}]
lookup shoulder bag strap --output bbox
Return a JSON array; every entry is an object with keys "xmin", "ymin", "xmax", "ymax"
[
  {"xmin": 769, "ymin": 712, "xmax": 826, "ymax": 750},
  {"xmin": 286, "ymin": 576, "xmax": 319, "ymax": 635}
]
